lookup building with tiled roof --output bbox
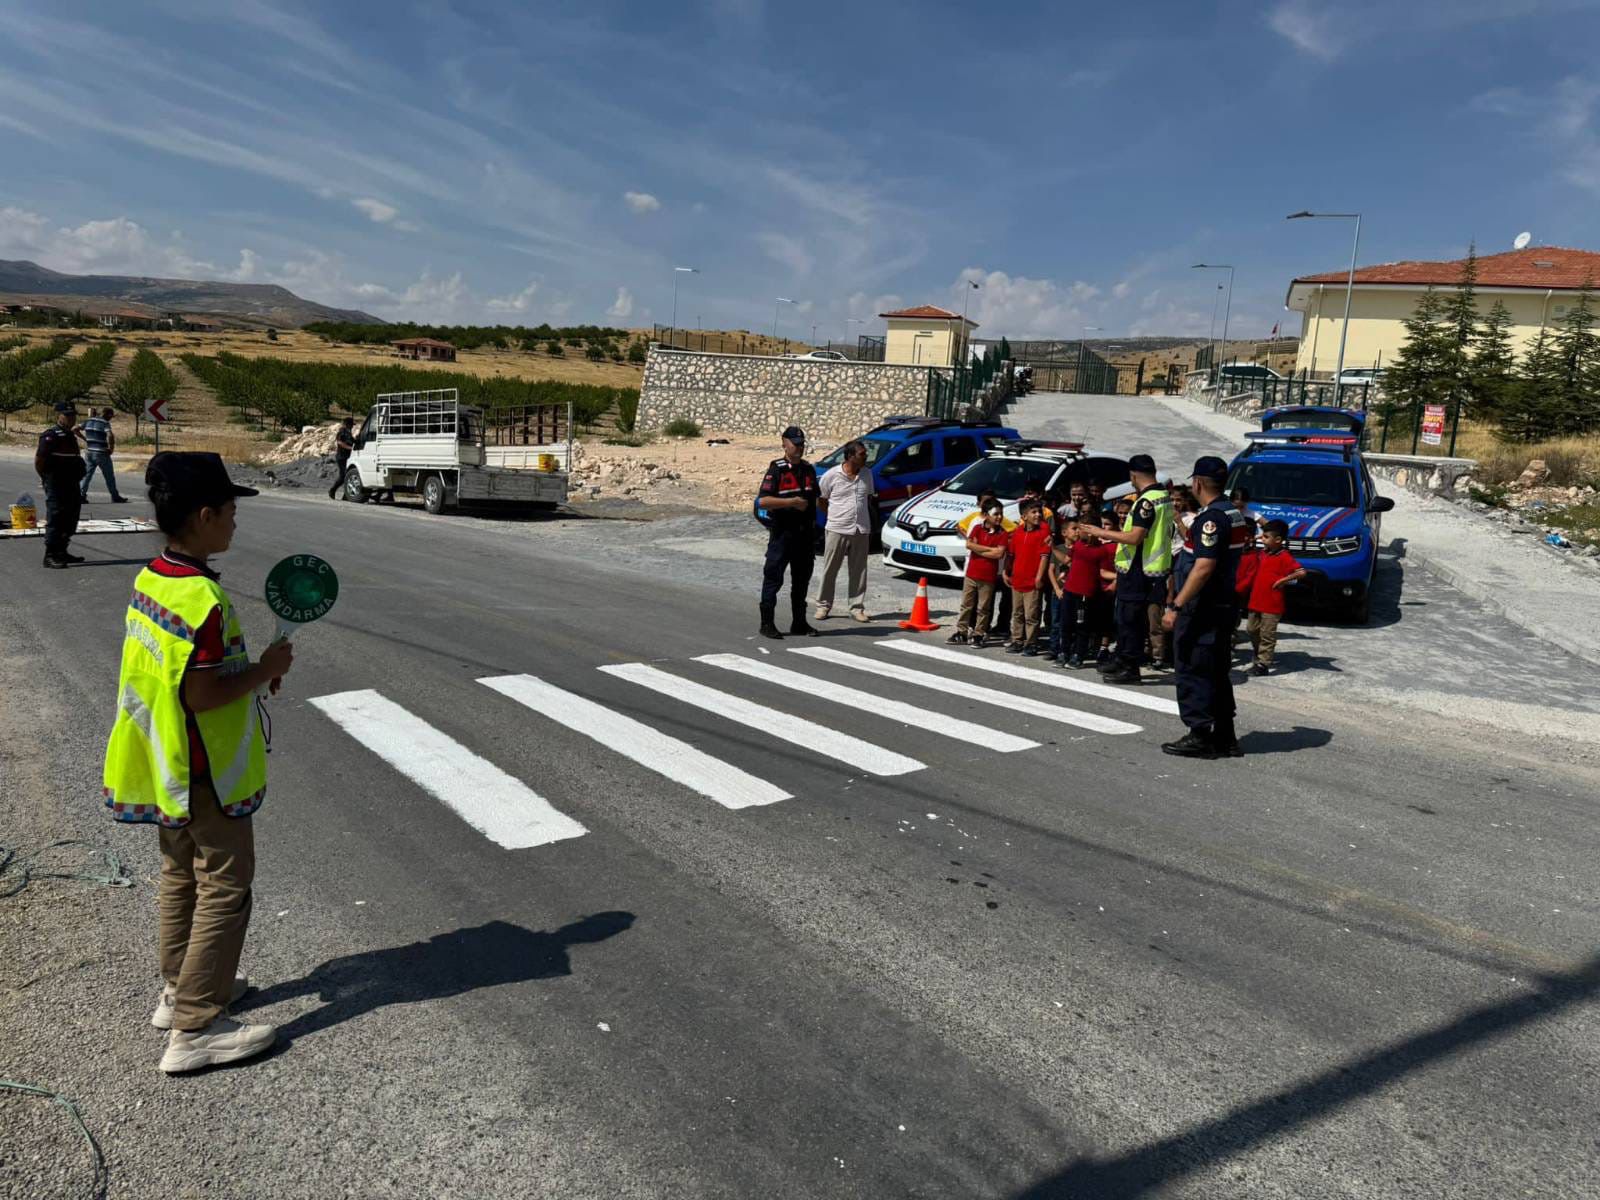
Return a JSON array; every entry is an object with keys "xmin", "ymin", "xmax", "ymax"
[
  {"xmin": 1285, "ymin": 247, "xmax": 1600, "ymax": 375},
  {"xmin": 877, "ymin": 304, "xmax": 978, "ymax": 367}
]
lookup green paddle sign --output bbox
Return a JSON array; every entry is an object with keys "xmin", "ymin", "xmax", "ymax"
[{"xmin": 264, "ymin": 554, "xmax": 339, "ymax": 643}]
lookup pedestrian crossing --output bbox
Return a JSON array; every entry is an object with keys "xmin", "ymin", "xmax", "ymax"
[{"xmin": 305, "ymin": 638, "xmax": 1168, "ymax": 851}]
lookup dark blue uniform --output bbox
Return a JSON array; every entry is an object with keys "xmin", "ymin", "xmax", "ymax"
[
  {"xmin": 1174, "ymin": 497, "xmax": 1246, "ymax": 740},
  {"xmin": 35, "ymin": 425, "xmax": 84, "ymax": 564},
  {"xmin": 757, "ymin": 455, "xmax": 819, "ymax": 630}
]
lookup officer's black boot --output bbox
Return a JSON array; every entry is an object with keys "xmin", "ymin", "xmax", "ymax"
[
  {"xmin": 1161, "ymin": 729, "xmax": 1217, "ymax": 759},
  {"xmin": 759, "ymin": 607, "xmax": 783, "ymax": 639},
  {"xmin": 1212, "ymin": 723, "xmax": 1244, "ymax": 758}
]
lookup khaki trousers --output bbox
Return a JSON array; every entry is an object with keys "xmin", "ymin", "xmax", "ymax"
[
  {"xmin": 1248, "ymin": 610, "xmax": 1281, "ymax": 667},
  {"xmin": 956, "ymin": 577, "xmax": 995, "ymax": 637},
  {"xmin": 158, "ymin": 778, "xmax": 256, "ymax": 1031},
  {"xmin": 816, "ymin": 529, "xmax": 869, "ymax": 612},
  {"xmin": 1009, "ymin": 587, "xmax": 1043, "ymax": 644}
]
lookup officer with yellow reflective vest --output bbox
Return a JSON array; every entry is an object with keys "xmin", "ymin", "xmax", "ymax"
[
  {"xmin": 1081, "ymin": 454, "xmax": 1172, "ymax": 684},
  {"xmin": 102, "ymin": 452, "xmax": 294, "ymax": 1074}
]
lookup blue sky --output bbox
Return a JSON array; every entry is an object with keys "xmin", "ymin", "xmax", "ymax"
[{"xmin": 2, "ymin": 0, "xmax": 1599, "ymax": 340}]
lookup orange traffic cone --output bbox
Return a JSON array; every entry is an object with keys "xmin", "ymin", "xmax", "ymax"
[{"xmin": 898, "ymin": 577, "xmax": 940, "ymax": 631}]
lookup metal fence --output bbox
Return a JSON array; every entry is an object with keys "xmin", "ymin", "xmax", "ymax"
[
  {"xmin": 651, "ymin": 325, "xmax": 796, "ymax": 356},
  {"xmin": 1001, "ymin": 340, "xmax": 1120, "ymax": 394},
  {"xmin": 926, "ymin": 361, "xmax": 1016, "ymax": 422}
]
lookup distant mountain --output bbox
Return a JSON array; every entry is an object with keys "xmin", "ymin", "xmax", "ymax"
[{"xmin": 0, "ymin": 260, "xmax": 383, "ymax": 328}]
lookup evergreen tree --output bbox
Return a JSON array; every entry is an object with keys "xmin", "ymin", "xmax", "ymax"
[
  {"xmin": 1549, "ymin": 281, "xmax": 1600, "ymax": 435},
  {"xmin": 1471, "ymin": 298, "xmax": 1517, "ymax": 422},
  {"xmin": 1437, "ymin": 244, "xmax": 1478, "ymax": 421},
  {"xmin": 1377, "ymin": 287, "xmax": 1451, "ymax": 441},
  {"xmin": 1499, "ymin": 329, "xmax": 1561, "ymax": 444},
  {"xmin": 998, "ymin": 336, "xmax": 1013, "ymax": 363}
]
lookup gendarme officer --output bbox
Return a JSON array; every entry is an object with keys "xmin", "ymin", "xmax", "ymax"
[
  {"xmin": 756, "ymin": 425, "xmax": 820, "ymax": 639},
  {"xmin": 35, "ymin": 401, "xmax": 87, "ymax": 569},
  {"xmin": 1161, "ymin": 455, "xmax": 1250, "ymax": 758}
]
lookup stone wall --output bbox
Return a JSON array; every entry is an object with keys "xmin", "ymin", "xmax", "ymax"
[
  {"xmin": 639, "ymin": 346, "xmax": 935, "ymax": 437},
  {"xmin": 1364, "ymin": 454, "xmax": 1478, "ymax": 499}
]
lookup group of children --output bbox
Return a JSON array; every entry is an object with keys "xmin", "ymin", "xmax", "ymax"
[{"xmin": 949, "ymin": 478, "xmax": 1308, "ymax": 677}]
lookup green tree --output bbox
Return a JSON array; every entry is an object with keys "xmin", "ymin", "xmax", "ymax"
[
  {"xmin": 1471, "ymin": 298, "xmax": 1517, "ymax": 422},
  {"xmin": 1499, "ymin": 329, "xmax": 1561, "ymax": 443},
  {"xmin": 1548, "ymin": 280, "xmax": 1600, "ymax": 435},
  {"xmin": 998, "ymin": 336, "xmax": 1013, "ymax": 362},
  {"xmin": 112, "ymin": 349, "xmax": 178, "ymax": 434},
  {"xmin": 585, "ymin": 343, "xmax": 605, "ymax": 360},
  {"xmin": 626, "ymin": 340, "xmax": 647, "ymax": 364},
  {"xmin": 1378, "ymin": 287, "xmax": 1451, "ymax": 442},
  {"xmin": 546, "ymin": 340, "xmax": 564, "ymax": 357},
  {"xmin": 1437, "ymin": 243, "xmax": 1478, "ymax": 422}
]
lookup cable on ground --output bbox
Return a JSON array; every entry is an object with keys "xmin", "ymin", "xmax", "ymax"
[
  {"xmin": 0, "ymin": 840, "xmax": 133, "ymax": 898},
  {"xmin": 0, "ymin": 1079, "xmax": 108, "ymax": 1199}
]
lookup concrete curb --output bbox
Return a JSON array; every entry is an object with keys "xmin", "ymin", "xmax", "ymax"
[{"xmin": 1151, "ymin": 395, "xmax": 1600, "ymax": 672}]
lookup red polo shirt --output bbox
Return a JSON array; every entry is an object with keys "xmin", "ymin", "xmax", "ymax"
[{"xmin": 1007, "ymin": 524, "xmax": 1054, "ymax": 592}]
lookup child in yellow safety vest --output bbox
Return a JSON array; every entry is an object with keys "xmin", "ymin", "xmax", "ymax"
[{"xmin": 101, "ymin": 452, "xmax": 294, "ymax": 1074}]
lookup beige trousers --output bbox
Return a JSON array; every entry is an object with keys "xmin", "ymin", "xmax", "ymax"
[{"xmin": 817, "ymin": 530, "xmax": 869, "ymax": 612}]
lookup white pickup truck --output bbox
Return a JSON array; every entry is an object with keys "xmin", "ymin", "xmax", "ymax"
[{"xmin": 340, "ymin": 388, "xmax": 572, "ymax": 514}]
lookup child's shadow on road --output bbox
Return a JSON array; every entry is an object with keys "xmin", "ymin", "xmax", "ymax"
[{"xmin": 236, "ymin": 912, "xmax": 635, "ymax": 1046}]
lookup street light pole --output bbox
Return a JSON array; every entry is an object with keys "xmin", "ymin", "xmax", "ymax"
[
  {"xmin": 773, "ymin": 297, "xmax": 796, "ymax": 344},
  {"xmin": 1287, "ymin": 212, "xmax": 1362, "ymax": 406},
  {"xmin": 1192, "ymin": 263, "xmax": 1234, "ymax": 381},
  {"xmin": 670, "ymin": 266, "xmax": 697, "ymax": 340},
  {"xmin": 961, "ymin": 278, "xmax": 980, "ymax": 364}
]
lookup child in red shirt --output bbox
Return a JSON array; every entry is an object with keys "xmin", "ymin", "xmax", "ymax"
[
  {"xmin": 1060, "ymin": 512, "xmax": 1116, "ymax": 668},
  {"xmin": 1005, "ymin": 499, "xmax": 1053, "ymax": 656},
  {"xmin": 950, "ymin": 501, "xmax": 1008, "ymax": 647},
  {"xmin": 1246, "ymin": 519, "xmax": 1307, "ymax": 675}
]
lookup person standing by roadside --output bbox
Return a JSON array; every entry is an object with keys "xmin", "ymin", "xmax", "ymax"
[
  {"xmin": 79, "ymin": 406, "xmax": 128, "ymax": 503},
  {"xmin": 35, "ymin": 402, "xmax": 87, "ymax": 569},
  {"xmin": 814, "ymin": 439, "xmax": 876, "ymax": 623},
  {"xmin": 949, "ymin": 501, "xmax": 1007, "ymax": 646},
  {"xmin": 1243, "ymin": 519, "xmax": 1307, "ymax": 676},
  {"xmin": 756, "ymin": 425, "xmax": 820, "ymax": 639},
  {"xmin": 328, "ymin": 416, "xmax": 356, "ymax": 499},
  {"xmin": 1082, "ymin": 455, "xmax": 1172, "ymax": 684},
  {"xmin": 1161, "ymin": 456, "xmax": 1250, "ymax": 758},
  {"xmin": 1004, "ymin": 498, "xmax": 1053, "ymax": 656}
]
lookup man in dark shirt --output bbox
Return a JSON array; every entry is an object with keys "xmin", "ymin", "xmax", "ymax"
[
  {"xmin": 756, "ymin": 424, "xmax": 819, "ymax": 639},
  {"xmin": 35, "ymin": 402, "xmax": 86, "ymax": 568},
  {"xmin": 329, "ymin": 416, "xmax": 356, "ymax": 499},
  {"xmin": 1160, "ymin": 455, "xmax": 1250, "ymax": 758}
]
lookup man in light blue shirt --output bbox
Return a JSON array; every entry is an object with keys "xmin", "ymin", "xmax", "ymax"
[{"xmin": 79, "ymin": 406, "xmax": 127, "ymax": 502}]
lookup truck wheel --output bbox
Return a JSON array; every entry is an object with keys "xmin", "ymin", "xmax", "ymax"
[
  {"xmin": 342, "ymin": 468, "xmax": 368, "ymax": 503},
  {"xmin": 422, "ymin": 474, "xmax": 447, "ymax": 515}
]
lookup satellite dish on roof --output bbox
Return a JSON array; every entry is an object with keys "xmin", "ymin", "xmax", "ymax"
[{"xmin": 1513, "ymin": 231, "xmax": 1532, "ymax": 250}]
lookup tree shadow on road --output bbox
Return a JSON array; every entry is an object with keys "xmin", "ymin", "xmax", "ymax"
[
  {"xmin": 237, "ymin": 912, "xmax": 635, "ymax": 1045},
  {"xmin": 1011, "ymin": 954, "xmax": 1600, "ymax": 1199}
]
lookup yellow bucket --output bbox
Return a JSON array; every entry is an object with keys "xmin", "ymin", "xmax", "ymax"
[
  {"xmin": 537, "ymin": 453, "xmax": 558, "ymax": 472},
  {"xmin": 9, "ymin": 504, "xmax": 36, "ymax": 530}
]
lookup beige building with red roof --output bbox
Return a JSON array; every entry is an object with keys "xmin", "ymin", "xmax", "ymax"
[
  {"xmin": 879, "ymin": 304, "xmax": 977, "ymax": 367},
  {"xmin": 1286, "ymin": 246, "xmax": 1600, "ymax": 376}
]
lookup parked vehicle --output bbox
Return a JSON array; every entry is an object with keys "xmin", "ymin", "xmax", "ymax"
[
  {"xmin": 755, "ymin": 416, "xmax": 1022, "ymax": 542},
  {"xmin": 793, "ymin": 349, "xmax": 848, "ymax": 361},
  {"xmin": 1227, "ymin": 407, "xmax": 1394, "ymax": 623},
  {"xmin": 1217, "ymin": 363, "xmax": 1283, "ymax": 384},
  {"xmin": 1335, "ymin": 367, "xmax": 1385, "ymax": 388},
  {"xmin": 880, "ymin": 441, "xmax": 1130, "ymax": 581},
  {"xmin": 341, "ymin": 388, "xmax": 571, "ymax": 515}
]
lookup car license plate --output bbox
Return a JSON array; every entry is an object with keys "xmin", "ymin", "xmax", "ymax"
[{"xmin": 900, "ymin": 540, "xmax": 935, "ymax": 555}]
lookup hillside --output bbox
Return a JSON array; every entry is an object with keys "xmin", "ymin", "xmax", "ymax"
[{"xmin": 0, "ymin": 259, "xmax": 381, "ymax": 328}]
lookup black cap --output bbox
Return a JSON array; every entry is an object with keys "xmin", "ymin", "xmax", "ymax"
[
  {"xmin": 1127, "ymin": 453, "xmax": 1156, "ymax": 474},
  {"xmin": 54, "ymin": 401, "xmax": 77, "ymax": 414},
  {"xmin": 1191, "ymin": 455, "xmax": 1230, "ymax": 481},
  {"xmin": 781, "ymin": 425, "xmax": 806, "ymax": 445},
  {"xmin": 145, "ymin": 451, "xmax": 259, "ymax": 505}
]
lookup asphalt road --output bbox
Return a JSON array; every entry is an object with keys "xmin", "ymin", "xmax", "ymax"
[{"xmin": 1, "ymin": 395, "xmax": 1597, "ymax": 1200}]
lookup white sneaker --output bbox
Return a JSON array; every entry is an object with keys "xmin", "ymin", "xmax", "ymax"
[
  {"xmin": 151, "ymin": 972, "xmax": 250, "ymax": 1030},
  {"xmin": 159, "ymin": 1016, "xmax": 276, "ymax": 1074},
  {"xmin": 850, "ymin": 609, "xmax": 869, "ymax": 623},
  {"xmin": 814, "ymin": 604, "xmax": 831, "ymax": 620}
]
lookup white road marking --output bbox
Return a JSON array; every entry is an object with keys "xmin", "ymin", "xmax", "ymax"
[
  {"xmin": 479, "ymin": 674, "xmax": 790, "ymax": 809},
  {"xmin": 308, "ymin": 689, "xmax": 587, "ymax": 849},
  {"xmin": 788, "ymin": 647, "xmax": 1142, "ymax": 735},
  {"xmin": 879, "ymin": 639, "xmax": 1181, "ymax": 715},
  {"xmin": 695, "ymin": 653, "xmax": 1039, "ymax": 753},
  {"xmin": 598, "ymin": 662, "xmax": 925, "ymax": 777}
]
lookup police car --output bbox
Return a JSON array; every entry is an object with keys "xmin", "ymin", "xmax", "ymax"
[
  {"xmin": 754, "ymin": 416, "xmax": 1020, "ymax": 539},
  {"xmin": 1226, "ymin": 406, "xmax": 1395, "ymax": 623},
  {"xmin": 880, "ymin": 441, "xmax": 1131, "ymax": 580}
]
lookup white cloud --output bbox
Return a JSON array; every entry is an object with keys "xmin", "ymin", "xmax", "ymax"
[
  {"xmin": 757, "ymin": 232, "xmax": 813, "ymax": 276},
  {"xmin": 1111, "ymin": 280, "xmax": 1133, "ymax": 300},
  {"xmin": 1266, "ymin": 1, "xmax": 1345, "ymax": 60},
  {"xmin": 954, "ymin": 268, "xmax": 1100, "ymax": 339},
  {"xmin": 606, "ymin": 286, "xmax": 634, "ymax": 318},
  {"xmin": 352, "ymin": 196, "xmax": 398, "ymax": 223},
  {"xmin": 1474, "ymin": 75, "xmax": 1600, "ymax": 198},
  {"xmin": 623, "ymin": 190, "xmax": 661, "ymax": 213},
  {"xmin": 486, "ymin": 280, "xmax": 541, "ymax": 312}
]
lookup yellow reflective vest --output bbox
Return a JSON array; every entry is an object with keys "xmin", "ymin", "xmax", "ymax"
[
  {"xmin": 103, "ymin": 566, "xmax": 268, "ymax": 826},
  {"xmin": 1114, "ymin": 487, "xmax": 1175, "ymax": 577}
]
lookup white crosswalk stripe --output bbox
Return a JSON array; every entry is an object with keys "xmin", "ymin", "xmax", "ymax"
[
  {"xmin": 598, "ymin": 662, "xmax": 925, "ymax": 777},
  {"xmin": 878, "ymin": 639, "xmax": 1181, "ymax": 715},
  {"xmin": 788, "ymin": 647, "xmax": 1142, "ymax": 735},
  {"xmin": 694, "ymin": 653, "xmax": 1040, "ymax": 753},
  {"xmin": 308, "ymin": 689, "xmax": 588, "ymax": 850},
  {"xmin": 479, "ymin": 673, "xmax": 791, "ymax": 809}
]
